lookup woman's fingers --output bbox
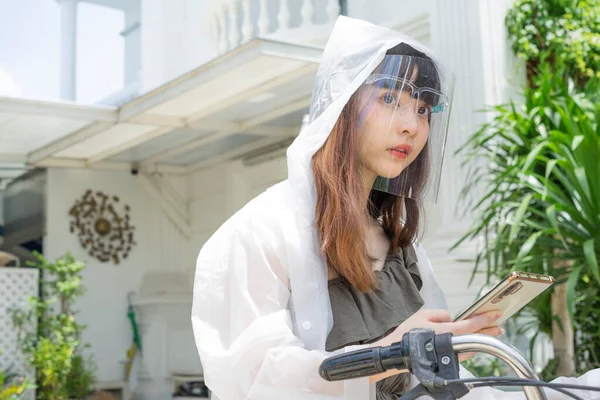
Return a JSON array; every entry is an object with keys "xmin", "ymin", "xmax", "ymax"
[
  {"xmin": 438, "ymin": 311, "xmax": 502, "ymax": 335},
  {"xmin": 476, "ymin": 326, "xmax": 505, "ymax": 336},
  {"xmin": 422, "ymin": 309, "xmax": 452, "ymax": 322}
]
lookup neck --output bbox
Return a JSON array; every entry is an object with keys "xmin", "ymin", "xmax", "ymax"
[
  {"xmin": 359, "ymin": 166, "xmax": 377, "ymax": 204},
  {"xmin": 359, "ymin": 166, "xmax": 377, "ymax": 226}
]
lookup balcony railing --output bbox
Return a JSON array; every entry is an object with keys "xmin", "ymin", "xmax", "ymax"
[{"xmin": 208, "ymin": 0, "xmax": 341, "ymax": 54}]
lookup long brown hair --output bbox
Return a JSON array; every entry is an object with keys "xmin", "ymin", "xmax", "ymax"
[{"xmin": 312, "ymin": 44, "xmax": 436, "ymax": 292}]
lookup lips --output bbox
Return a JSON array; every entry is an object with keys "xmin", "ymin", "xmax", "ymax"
[{"xmin": 388, "ymin": 144, "xmax": 412, "ymax": 159}]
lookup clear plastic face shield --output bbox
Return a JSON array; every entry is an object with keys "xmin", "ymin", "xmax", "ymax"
[{"xmin": 354, "ymin": 54, "xmax": 455, "ymax": 202}]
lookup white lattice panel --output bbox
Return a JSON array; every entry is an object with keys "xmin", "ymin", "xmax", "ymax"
[{"xmin": 0, "ymin": 267, "xmax": 38, "ymax": 389}]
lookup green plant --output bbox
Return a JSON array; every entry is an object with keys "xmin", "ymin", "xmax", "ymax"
[
  {"xmin": 65, "ymin": 354, "xmax": 96, "ymax": 400},
  {"xmin": 10, "ymin": 252, "xmax": 96, "ymax": 400},
  {"xmin": 453, "ymin": 0, "xmax": 600, "ymax": 379},
  {"xmin": 506, "ymin": 0, "xmax": 600, "ymax": 85},
  {"xmin": 453, "ymin": 65, "xmax": 600, "ymax": 379},
  {"xmin": 0, "ymin": 359, "xmax": 32, "ymax": 400},
  {"xmin": 461, "ymin": 354, "xmax": 510, "ymax": 378}
]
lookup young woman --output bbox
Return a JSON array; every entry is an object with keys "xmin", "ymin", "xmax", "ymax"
[{"xmin": 192, "ymin": 16, "xmax": 599, "ymax": 400}]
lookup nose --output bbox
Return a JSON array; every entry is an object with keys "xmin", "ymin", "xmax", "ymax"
[{"xmin": 394, "ymin": 107, "xmax": 419, "ymax": 136}]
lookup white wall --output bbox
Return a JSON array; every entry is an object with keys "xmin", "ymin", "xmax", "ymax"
[
  {"xmin": 41, "ymin": 158, "xmax": 287, "ymax": 383},
  {"xmin": 44, "ymin": 168, "xmax": 190, "ymax": 382},
  {"xmin": 347, "ymin": 0, "xmax": 430, "ymax": 26},
  {"xmin": 187, "ymin": 156, "xmax": 288, "ymax": 276},
  {"xmin": 140, "ymin": 0, "xmax": 216, "ymax": 93}
]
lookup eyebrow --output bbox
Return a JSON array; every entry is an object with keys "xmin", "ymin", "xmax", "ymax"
[{"xmin": 377, "ymin": 78, "xmax": 414, "ymax": 92}]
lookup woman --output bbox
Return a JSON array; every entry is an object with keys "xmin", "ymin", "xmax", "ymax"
[{"xmin": 192, "ymin": 16, "xmax": 599, "ymax": 400}]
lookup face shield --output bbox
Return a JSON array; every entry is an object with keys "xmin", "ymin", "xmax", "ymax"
[{"xmin": 353, "ymin": 54, "xmax": 455, "ymax": 202}]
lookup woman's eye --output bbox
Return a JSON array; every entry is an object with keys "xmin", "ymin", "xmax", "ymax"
[
  {"xmin": 418, "ymin": 106, "xmax": 432, "ymax": 116},
  {"xmin": 382, "ymin": 92, "xmax": 397, "ymax": 104}
]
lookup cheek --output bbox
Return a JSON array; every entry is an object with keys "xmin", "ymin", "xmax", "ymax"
[
  {"xmin": 416, "ymin": 127, "xmax": 430, "ymax": 152},
  {"xmin": 364, "ymin": 110, "xmax": 392, "ymax": 146},
  {"xmin": 358, "ymin": 112, "xmax": 386, "ymax": 148}
]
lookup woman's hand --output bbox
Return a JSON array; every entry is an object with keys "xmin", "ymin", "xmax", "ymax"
[{"xmin": 368, "ymin": 309, "xmax": 503, "ymax": 383}]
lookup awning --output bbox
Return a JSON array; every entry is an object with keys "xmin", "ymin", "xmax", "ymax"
[{"xmin": 0, "ymin": 38, "xmax": 322, "ymax": 179}]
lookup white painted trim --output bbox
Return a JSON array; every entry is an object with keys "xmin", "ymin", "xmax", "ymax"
[
  {"xmin": 0, "ymin": 154, "xmax": 26, "ymax": 163},
  {"xmin": 60, "ymin": 0, "xmax": 78, "ymax": 101},
  {"xmin": 120, "ymin": 21, "xmax": 140, "ymax": 37},
  {"xmin": 185, "ymin": 135, "xmax": 293, "ymax": 173},
  {"xmin": 186, "ymin": 121, "xmax": 299, "ymax": 136},
  {"xmin": 150, "ymin": 174, "xmax": 187, "ymax": 215},
  {"xmin": 34, "ymin": 157, "xmax": 130, "ymax": 170},
  {"xmin": 0, "ymin": 97, "xmax": 116, "ymax": 121},
  {"xmin": 27, "ymin": 121, "xmax": 116, "ymax": 164},
  {"xmin": 142, "ymin": 174, "xmax": 188, "ymax": 222},
  {"xmin": 378, "ymin": 13, "xmax": 430, "ymax": 44},
  {"xmin": 137, "ymin": 174, "xmax": 192, "ymax": 239},
  {"xmin": 128, "ymin": 114, "xmax": 186, "ymax": 128},
  {"xmin": 140, "ymin": 123, "xmax": 300, "ymax": 167},
  {"xmin": 121, "ymin": 115, "xmax": 302, "ymax": 135},
  {"xmin": 183, "ymin": 63, "xmax": 317, "ymax": 125},
  {"xmin": 239, "ymin": 96, "xmax": 311, "ymax": 131},
  {"xmin": 33, "ymin": 157, "xmax": 187, "ymax": 174},
  {"xmin": 141, "ymin": 164, "xmax": 188, "ymax": 175},
  {"xmin": 75, "ymin": 0, "xmax": 137, "ymax": 11},
  {"xmin": 119, "ymin": 39, "xmax": 322, "ymax": 121},
  {"xmin": 86, "ymin": 126, "xmax": 172, "ymax": 165},
  {"xmin": 141, "ymin": 131, "xmax": 231, "ymax": 165}
]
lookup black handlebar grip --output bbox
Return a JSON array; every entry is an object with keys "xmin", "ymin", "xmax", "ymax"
[{"xmin": 319, "ymin": 347, "xmax": 386, "ymax": 381}]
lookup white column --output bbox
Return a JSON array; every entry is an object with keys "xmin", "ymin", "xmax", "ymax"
[
  {"xmin": 421, "ymin": 0, "xmax": 521, "ymax": 315},
  {"xmin": 218, "ymin": 3, "xmax": 229, "ymax": 53},
  {"xmin": 301, "ymin": 0, "xmax": 315, "ymax": 28},
  {"xmin": 257, "ymin": 0, "xmax": 269, "ymax": 35},
  {"xmin": 228, "ymin": 0, "xmax": 241, "ymax": 49},
  {"xmin": 427, "ymin": 0, "xmax": 491, "ymax": 232},
  {"xmin": 140, "ymin": 0, "xmax": 165, "ymax": 92},
  {"xmin": 122, "ymin": 3, "xmax": 142, "ymax": 86},
  {"xmin": 277, "ymin": 0, "xmax": 291, "ymax": 30},
  {"xmin": 326, "ymin": 0, "xmax": 341, "ymax": 23},
  {"xmin": 58, "ymin": 0, "xmax": 78, "ymax": 101},
  {"xmin": 241, "ymin": 0, "xmax": 254, "ymax": 42},
  {"xmin": 427, "ymin": 0, "xmax": 521, "ymax": 232}
]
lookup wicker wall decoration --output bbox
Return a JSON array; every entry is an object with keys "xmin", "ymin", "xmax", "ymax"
[{"xmin": 68, "ymin": 190, "xmax": 136, "ymax": 264}]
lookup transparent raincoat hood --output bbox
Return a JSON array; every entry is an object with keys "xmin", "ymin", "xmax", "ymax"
[{"xmin": 286, "ymin": 15, "xmax": 448, "ymax": 202}]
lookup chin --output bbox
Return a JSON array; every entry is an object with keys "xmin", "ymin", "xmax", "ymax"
[{"xmin": 375, "ymin": 167, "xmax": 404, "ymax": 179}]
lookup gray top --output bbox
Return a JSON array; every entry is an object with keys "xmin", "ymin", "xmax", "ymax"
[{"xmin": 326, "ymin": 246, "xmax": 424, "ymax": 400}]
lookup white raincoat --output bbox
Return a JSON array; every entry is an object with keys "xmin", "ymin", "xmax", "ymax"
[{"xmin": 192, "ymin": 16, "xmax": 600, "ymax": 400}]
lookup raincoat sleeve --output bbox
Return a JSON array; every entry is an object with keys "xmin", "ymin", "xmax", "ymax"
[{"xmin": 191, "ymin": 214, "xmax": 369, "ymax": 400}]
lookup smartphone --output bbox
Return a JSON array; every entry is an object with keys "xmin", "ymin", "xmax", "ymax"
[{"xmin": 453, "ymin": 271, "xmax": 555, "ymax": 326}]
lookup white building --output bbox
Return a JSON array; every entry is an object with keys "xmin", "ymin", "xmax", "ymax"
[{"xmin": 0, "ymin": 0, "xmax": 524, "ymax": 398}]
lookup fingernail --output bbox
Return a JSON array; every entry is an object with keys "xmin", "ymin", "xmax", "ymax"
[
  {"xmin": 500, "ymin": 328, "xmax": 505, "ymax": 335},
  {"xmin": 495, "ymin": 312, "xmax": 502, "ymax": 320}
]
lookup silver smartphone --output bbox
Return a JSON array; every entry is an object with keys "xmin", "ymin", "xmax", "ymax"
[{"xmin": 453, "ymin": 271, "xmax": 555, "ymax": 326}]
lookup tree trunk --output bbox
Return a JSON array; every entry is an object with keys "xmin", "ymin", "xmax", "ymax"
[{"xmin": 551, "ymin": 280, "xmax": 576, "ymax": 376}]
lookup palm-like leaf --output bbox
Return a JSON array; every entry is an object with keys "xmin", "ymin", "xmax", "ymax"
[{"xmin": 454, "ymin": 66, "xmax": 600, "ymax": 374}]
